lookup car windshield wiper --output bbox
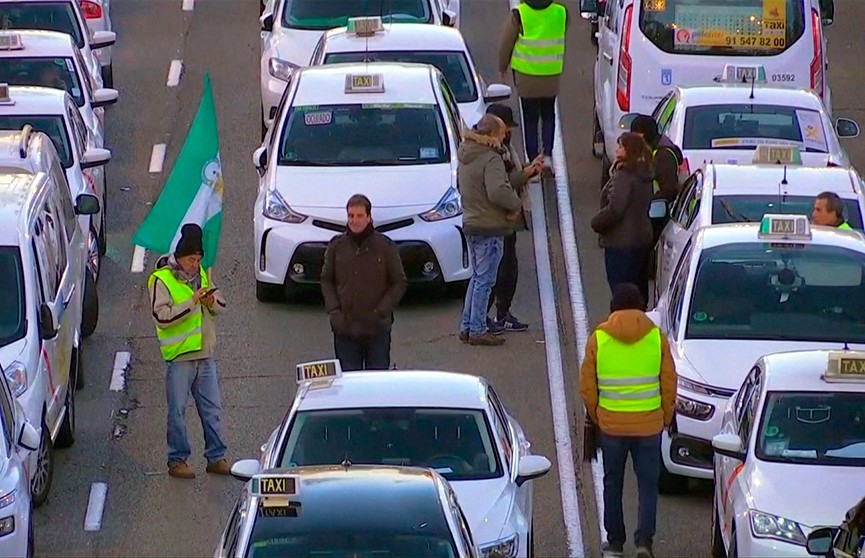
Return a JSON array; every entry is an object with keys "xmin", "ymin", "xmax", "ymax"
[
  {"xmin": 719, "ymin": 199, "xmax": 750, "ymax": 223},
  {"xmin": 279, "ymin": 159, "xmax": 343, "ymax": 166}
]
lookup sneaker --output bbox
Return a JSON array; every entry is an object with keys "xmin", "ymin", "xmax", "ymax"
[
  {"xmin": 468, "ymin": 332, "xmax": 505, "ymax": 346},
  {"xmin": 497, "ymin": 312, "xmax": 529, "ymax": 333},
  {"xmin": 206, "ymin": 459, "xmax": 231, "ymax": 475},
  {"xmin": 635, "ymin": 545, "xmax": 654, "ymax": 558},
  {"xmin": 487, "ymin": 318, "xmax": 505, "ymax": 336},
  {"xmin": 168, "ymin": 460, "xmax": 195, "ymax": 479},
  {"xmin": 601, "ymin": 543, "xmax": 624, "ymax": 558},
  {"xmin": 459, "ymin": 330, "xmax": 469, "ymax": 344}
]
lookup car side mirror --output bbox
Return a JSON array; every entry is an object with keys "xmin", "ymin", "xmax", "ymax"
[
  {"xmin": 75, "ymin": 193, "xmax": 101, "ymax": 216},
  {"xmin": 836, "ymin": 117, "xmax": 860, "ymax": 138},
  {"xmin": 442, "ymin": 8, "xmax": 457, "ymax": 27},
  {"xmin": 253, "ymin": 146, "xmax": 268, "ymax": 173},
  {"xmin": 515, "ymin": 455, "xmax": 551, "ymax": 487},
  {"xmin": 261, "ymin": 13, "xmax": 274, "ymax": 32},
  {"xmin": 649, "ymin": 199, "xmax": 669, "ymax": 219},
  {"xmin": 91, "ymin": 30, "xmax": 117, "ymax": 49},
  {"xmin": 580, "ymin": 0, "xmax": 599, "ymax": 19},
  {"xmin": 92, "ymin": 88, "xmax": 119, "ymax": 108},
  {"xmin": 712, "ymin": 433, "xmax": 746, "ymax": 461},
  {"xmin": 230, "ymin": 458, "xmax": 262, "ymax": 481},
  {"xmin": 618, "ymin": 112, "xmax": 640, "ymax": 130},
  {"xmin": 38, "ymin": 302, "xmax": 58, "ymax": 341},
  {"xmin": 17, "ymin": 421, "xmax": 39, "ymax": 452},
  {"xmin": 806, "ymin": 526, "xmax": 837, "ymax": 555},
  {"xmin": 484, "ymin": 83, "xmax": 512, "ymax": 103},
  {"xmin": 81, "ymin": 147, "xmax": 112, "ymax": 169}
]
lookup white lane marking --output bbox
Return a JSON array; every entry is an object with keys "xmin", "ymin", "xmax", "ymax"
[
  {"xmin": 166, "ymin": 60, "xmax": 183, "ymax": 87},
  {"xmin": 182, "ymin": 0, "xmax": 194, "ymax": 11},
  {"xmin": 131, "ymin": 245, "xmax": 147, "ymax": 273},
  {"xmin": 110, "ymin": 351, "xmax": 130, "ymax": 391},
  {"xmin": 553, "ymin": 99, "xmax": 607, "ymax": 541},
  {"xmin": 148, "ymin": 143, "xmax": 167, "ymax": 174},
  {"xmin": 84, "ymin": 482, "xmax": 108, "ymax": 531}
]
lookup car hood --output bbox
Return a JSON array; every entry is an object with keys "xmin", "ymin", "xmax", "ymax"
[
  {"xmin": 273, "ymin": 164, "xmax": 453, "ymax": 222},
  {"xmin": 271, "ymin": 27, "xmax": 326, "ymax": 66},
  {"xmin": 683, "ymin": 148, "xmax": 837, "ymax": 169},
  {"xmin": 452, "ymin": 477, "xmax": 515, "ymax": 547}
]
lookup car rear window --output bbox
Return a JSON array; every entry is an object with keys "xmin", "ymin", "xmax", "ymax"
[
  {"xmin": 0, "ymin": 115, "xmax": 73, "ymax": 168},
  {"xmin": 283, "ymin": 0, "xmax": 432, "ymax": 30},
  {"xmin": 639, "ymin": 0, "xmax": 806, "ymax": 57},
  {"xmin": 713, "ymin": 195, "xmax": 863, "ymax": 229},
  {"xmin": 0, "ymin": 247, "xmax": 25, "ymax": 347},
  {"xmin": 683, "ymin": 104, "xmax": 828, "ymax": 152},
  {"xmin": 0, "ymin": 2, "xmax": 84, "ymax": 48}
]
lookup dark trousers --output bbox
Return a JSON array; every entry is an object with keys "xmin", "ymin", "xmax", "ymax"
[
  {"xmin": 333, "ymin": 329, "xmax": 391, "ymax": 371},
  {"xmin": 600, "ymin": 432, "xmax": 661, "ymax": 548},
  {"xmin": 520, "ymin": 96, "xmax": 556, "ymax": 160},
  {"xmin": 604, "ymin": 246, "xmax": 649, "ymax": 304},
  {"xmin": 487, "ymin": 234, "xmax": 518, "ymax": 319}
]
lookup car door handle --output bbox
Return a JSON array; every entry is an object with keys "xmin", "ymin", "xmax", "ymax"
[
  {"xmin": 62, "ymin": 285, "xmax": 75, "ymax": 310},
  {"xmin": 603, "ymin": 52, "xmax": 613, "ymax": 64}
]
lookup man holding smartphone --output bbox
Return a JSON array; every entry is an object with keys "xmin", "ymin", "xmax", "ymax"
[{"xmin": 148, "ymin": 223, "xmax": 229, "ymax": 479}]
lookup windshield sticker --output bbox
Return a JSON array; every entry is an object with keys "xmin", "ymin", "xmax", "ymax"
[
  {"xmin": 710, "ymin": 137, "xmax": 801, "ymax": 149},
  {"xmin": 361, "ymin": 103, "xmax": 434, "ymax": 109},
  {"xmin": 433, "ymin": 466, "xmax": 453, "ymax": 474},
  {"xmin": 673, "ymin": 5, "xmax": 786, "ymax": 49},
  {"xmin": 795, "ymin": 110, "xmax": 828, "ymax": 152},
  {"xmin": 419, "ymin": 147, "xmax": 439, "ymax": 159},
  {"xmin": 643, "ymin": 0, "xmax": 666, "ymax": 12},
  {"xmin": 762, "ymin": 0, "xmax": 787, "ymax": 35},
  {"xmin": 304, "ymin": 111, "xmax": 332, "ymax": 126},
  {"xmin": 65, "ymin": 58, "xmax": 74, "ymax": 72}
]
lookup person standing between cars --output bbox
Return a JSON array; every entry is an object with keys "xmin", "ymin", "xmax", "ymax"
[
  {"xmin": 629, "ymin": 115, "xmax": 683, "ymax": 203},
  {"xmin": 498, "ymin": 0, "xmax": 568, "ymax": 177},
  {"xmin": 591, "ymin": 132, "xmax": 654, "ymax": 303},
  {"xmin": 148, "ymin": 223, "xmax": 229, "ymax": 479},
  {"xmin": 321, "ymin": 194, "xmax": 407, "ymax": 371},
  {"xmin": 579, "ymin": 283, "xmax": 677, "ymax": 558},
  {"xmin": 484, "ymin": 103, "xmax": 543, "ymax": 334},
  {"xmin": 458, "ymin": 114, "xmax": 523, "ymax": 346},
  {"xmin": 812, "ymin": 191, "xmax": 853, "ymax": 229}
]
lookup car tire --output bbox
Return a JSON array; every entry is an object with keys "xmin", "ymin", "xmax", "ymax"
[
  {"xmin": 98, "ymin": 210, "xmax": 107, "ymax": 257},
  {"xmin": 728, "ymin": 528, "xmax": 738, "ymax": 558},
  {"xmin": 601, "ymin": 153, "xmax": 611, "ymax": 188},
  {"xmin": 592, "ymin": 111, "xmax": 605, "ymax": 159},
  {"xmin": 102, "ymin": 64, "xmax": 114, "ymax": 88},
  {"xmin": 75, "ymin": 342, "xmax": 84, "ymax": 390},
  {"xmin": 256, "ymin": 280, "xmax": 283, "ymax": 303},
  {"xmin": 711, "ymin": 502, "xmax": 727, "ymax": 558},
  {"xmin": 30, "ymin": 417, "xmax": 54, "ymax": 508},
  {"xmin": 82, "ymin": 270, "xmax": 99, "ymax": 337},
  {"xmin": 591, "ymin": 21, "xmax": 599, "ymax": 46},
  {"xmin": 55, "ymin": 354, "xmax": 77, "ymax": 449},
  {"xmin": 26, "ymin": 512, "xmax": 33, "ymax": 558},
  {"xmin": 658, "ymin": 462, "xmax": 688, "ymax": 494},
  {"xmin": 261, "ymin": 109, "xmax": 268, "ymax": 142},
  {"xmin": 529, "ymin": 522, "xmax": 535, "ymax": 558}
]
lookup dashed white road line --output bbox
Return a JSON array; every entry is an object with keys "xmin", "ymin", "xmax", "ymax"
[
  {"xmin": 148, "ymin": 143, "xmax": 167, "ymax": 174},
  {"xmin": 166, "ymin": 60, "xmax": 184, "ymax": 87},
  {"xmin": 131, "ymin": 245, "xmax": 147, "ymax": 273},
  {"xmin": 110, "ymin": 351, "xmax": 131, "ymax": 391},
  {"xmin": 84, "ymin": 482, "xmax": 108, "ymax": 531},
  {"xmin": 181, "ymin": 0, "xmax": 194, "ymax": 11}
]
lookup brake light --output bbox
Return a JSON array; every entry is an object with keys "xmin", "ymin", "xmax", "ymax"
[
  {"xmin": 810, "ymin": 9, "xmax": 823, "ymax": 98},
  {"xmin": 616, "ymin": 4, "xmax": 633, "ymax": 112},
  {"xmin": 80, "ymin": 0, "xmax": 102, "ymax": 19}
]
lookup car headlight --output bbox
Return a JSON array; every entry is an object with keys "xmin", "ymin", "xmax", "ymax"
[
  {"xmin": 675, "ymin": 395, "xmax": 714, "ymax": 421},
  {"xmin": 268, "ymin": 57, "xmax": 298, "ymax": 82},
  {"xmin": 420, "ymin": 187, "xmax": 462, "ymax": 222},
  {"xmin": 263, "ymin": 189, "xmax": 307, "ymax": 223},
  {"xmin": 0, "ymin": 516, "xmax": 13, "ymax": 537},
  {"xmin": 4, "ymin": 362, "xmax": 27, "ymax": 397},
  {"xmin": 0, "ymin": 491, "xmax": 14, "ymax": 510},
  {"xmin": 678, "ymin": 376, "xmax": 713, "ymax": 396},
  {"xmin": 480, "ymin": 534, "xmax": 518, "ymax": 558},
  {"xmin": 749, "ymin": 510, "xmax": 806, "ymax": 546}
]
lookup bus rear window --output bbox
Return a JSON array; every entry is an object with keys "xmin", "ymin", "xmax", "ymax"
[{"xmin": 639, "ymin": 0, "xmax": 806, "ymax": 57}]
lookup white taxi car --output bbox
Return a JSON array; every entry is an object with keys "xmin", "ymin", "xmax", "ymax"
[
  {"xmin": 647, "ymin": 214, "xmax": 865, "ymax": 491},
  {"xmin": 259, "ymin": 0, "xmax": 459, "ymax": 133},
  {"xmin": 309, "ymin": 18, "xmax": 511, "ymax": 128},
  {"xmin": 77, "ymin": 0, "xmax": 113, "ymax": 86},
  {"xmin": 253, "ymin": 63, "xmax": 468, "ymax": 301},
  {"xmin": 711, "ymin": 349, "xmax": 865, "ymax": 558},
  {"xmin": 230, "ymin": 359, "xmax": 552, "ymax": 558},
  {"xmin": 653, "ymin": 145, "xmax": 865, "ymax": 300},
  {"xmin": 0, "ymin": 85, "xmax": 112, "ymax": 279}
]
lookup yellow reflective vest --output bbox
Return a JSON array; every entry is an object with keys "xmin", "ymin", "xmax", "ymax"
[
  {"xmin": 511, "ymin": 3, "xmax": 566, "ymax": 76},
  {"xmin": 838, "ymin": 221, "xmax": 852, "ymax": 230},
  {"xmin": 148, "ymin": 266, "xmax": 210, "ymax": 361},
  {"xmin": 596, "ymin": 328, "xmax": 662, "ymax": 412}
]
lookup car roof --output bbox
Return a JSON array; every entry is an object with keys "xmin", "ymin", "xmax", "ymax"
[
  {"xmin": 322, "ymin": 23, "xmax": 467, "ymax": 53},
  {"xmin": 0, "ymin": 171, "xmax": 39, "ymax": 245},
  {"xmin": 0, "ymin": 29, "xmax": 76, "ymax": 57},
  {"xmin": 675, "ymin": 84, "xmax": 824, "ymax": 109},
  {"xmin": 695, "ymin": 222, "xmax": 865, "ymax": 250},
  {"xmin": 296, "ymin": 370, "xmax": 488, "ymax": 411},
  {"xmin": 0, "ymin": 85, "xmax": 70, "ymax": 114},
  {"xmin": 292, "ymin": 62, "xmax": 438, "ymax": 106},
  {"xmin": 705, "ymin": 164, "xmax": 861, "ymax": 198},
  {"xmin": 760, "ymin": 350, "xmax": 865, "ymax": 393}
]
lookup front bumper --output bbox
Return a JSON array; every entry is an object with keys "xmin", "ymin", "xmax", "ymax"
[
  {"xmin": 738, "ymin": 532, "xmax": 809, "ymax": 558},
  {"xmin": 663, "ymin": 390, "xmax": 731, "ymax": 479}
]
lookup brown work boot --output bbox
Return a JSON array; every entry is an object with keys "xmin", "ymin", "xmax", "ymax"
[
  {"xmin": 468, "ymin": 332, "xmax": 505, "ymax": 346},
  {"xmin": 459, "ymin": 330, "xmax": 469, "ymax": 344},
  {"xmin": 206, "ymin": 458, "xmax": 231, "ymax": 475},
  {"xmin": 168, "ymin": 461, "xmax": 195, "ymax": 479}
]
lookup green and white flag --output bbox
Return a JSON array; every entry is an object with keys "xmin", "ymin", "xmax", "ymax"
[{"xmin": 133, "ymin": 73, "xmax": 223, "ymax": 269}]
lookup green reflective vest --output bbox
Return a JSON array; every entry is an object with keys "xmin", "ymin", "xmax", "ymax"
[
  {"xmin": 147, "ymin": 266, "xmax": 210, "ymax": 361},
  {"xmin": 838, "ymin": 221, "xmax": 852, "ymax": 230},
  {"xmin": 511, "ymin": 3, "xmax": 566, "ymax": 76},
  {"xmin": 596, "ymin": 328, "xmax": 662, "ymax": 412}
]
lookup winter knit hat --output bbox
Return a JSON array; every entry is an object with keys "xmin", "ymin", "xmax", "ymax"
[
  {"xmin": 610, "ymin": 283, "xmax": 646, "ymax": 313},
  {"xmin": 174, "ymin": 223, "xmax": 204, "ymax": 259}
]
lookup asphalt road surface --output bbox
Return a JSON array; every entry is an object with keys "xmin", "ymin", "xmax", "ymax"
[{"xmin": 30, "ymin": 0, "xmax": 865, "ymax": 556}]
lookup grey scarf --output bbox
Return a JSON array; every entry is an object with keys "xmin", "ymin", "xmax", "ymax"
[{"xmin": 168, "ymin": 255, "xmax": 201, "ymax": 291}]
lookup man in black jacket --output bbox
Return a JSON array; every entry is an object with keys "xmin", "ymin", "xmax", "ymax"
[{"xmin": 630, "ymin": 115, "xmax": 683, "ymax": 203}]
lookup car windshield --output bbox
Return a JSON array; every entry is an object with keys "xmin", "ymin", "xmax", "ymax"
[
  {"xmin": 278, "ymin": 408, "xmax": 502, "ymax": 481},
  {"xmin": 324, "ymin": 51, "xmax": 477, "ymax": 103},
  {"xmin": 639, "ymin": 0, "xmax": 805, "ymax": 56},
  {"xmin": 713, "ymin": 195, "xmax": 864, "ymax": 229},
  {"xmin": 683, "ymin": 105, "xmax": 828, "ymax": 152},
  {"xmin": 282, "ymin": 0, "xmax": 432, "ymax": 30},
  {"xmin": 757, "ymin": 392, "xmax": 865, "ymax": 466},
  {"xmin": 0, "ymin": 115, "xmax": 72, "ymax": 168},
  {"xmin": 0, "ymin": 247, "xmax": 25, "ymax": 347},
  {"xmin": 0, "ymin": 2, "xmax": 84, "ymax": 48},
  {"xmin": 686, "ymin": 243, "xmax": 865, "ymax": 343},
  {"xmin": 0, "ymin": 57, "xmax": 85, "ymax": 107},
  {"xmin": 278, "ymin": 104, "xmax": 448, "ymax": 166}
]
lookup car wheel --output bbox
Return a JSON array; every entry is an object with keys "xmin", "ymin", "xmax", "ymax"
[
  {"xmin": 98, "ymin": 209, "xmax": 107, "ymax": 257},
  {"xmin": 658, "ymin": 462, "xmax": 688, "ymax": 494},
  {"xmin": 261, "ymin": 108, "xmax": 268, "ymax": 142},
  {"xmin": 529, "ymin": 522, "xmax": 535, "ymax": 558},
  {"xmin": 591, "ymin": 21, "xmax": 599, "ymax": 46},
  {"xmin": 102, "ymin": 64, "xmax": 114, "ymax": 88},
  {"xmin": 256, "ymin": 280, "xmax": 283, "ymax": 303},
  {"xmin": 82, "ymin": 270, "xmax": 99, "ymax": 337},
  {"xmin": 87, "ymin": 226, "xmax": 101, "ymax": 281},
  {"xmin": 75, "ymin": 342, "xmax": 84, "ymax": 390},
  {"xmin": 711, "ymin": 503, "xmax": 727, "ymax": 558},
  {"xmin": 592, "ymin": 110, "xmax": 605, "ymax": 159},
  {"xmin": 601, "ymin": 153, "xmax": 611, "ymax": 187},
  {"xmin": 26, "ymin": 514, "xmax": 33, "ymax": 558},
  {"xmin": 728, "ymin": 528, "xmax": 738, "ymax": 558},
  {"xmin": 55, "ymin": 355, "xmax": 77, "ymax": 449},
  {"xmin": 30, "ymin": 417, "xmax": 54, "ymax": 507}
]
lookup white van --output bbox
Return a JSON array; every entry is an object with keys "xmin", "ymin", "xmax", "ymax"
[
  {"xmin": 586, "ymin": 0, "xmax": 833, "ymax": 169},
  {"xmin": 0, "ymin": 134, "xmax": 100, "ymax": 506}
]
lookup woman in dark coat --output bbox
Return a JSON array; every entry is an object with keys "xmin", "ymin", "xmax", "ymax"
[{"xmin": 591, "ymin": 132, "xmax": 654, "ymax": 302}]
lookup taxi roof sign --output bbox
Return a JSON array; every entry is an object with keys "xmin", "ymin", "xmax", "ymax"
[
  {"xmin": 345, "ymin": 73, "xmax": 385, "ymax": 94},
  {"xmin": 758, "ymin": 213, "xmax": 811, "ymax": 241},
  {"xmin": 753, "ymin": 144, "xmax": 802, "ymax": 165},
  {"xmin": 296, "ymin": 358, "xmax": 342, "ymax": 385},
  {"xmin": 0, "ymin": 33, "xmax": 23, "ymax": 51},
  {"xmin": 719, "ymin": 64, "xmax": 766, "ymax": 84},
  {"xmin": 825, "ymin": 351, "xmax": 865, "ymax": 383},
  {"xmin": 251, "ymin": 473, "xmax": 300, "ymax": 508},
  {"xmin": 347, "ymin": 16, "xmax": 384, "ymax": 35}
]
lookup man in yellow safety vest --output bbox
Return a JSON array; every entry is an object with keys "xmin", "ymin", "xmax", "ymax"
[
  {"xmin": 580, "ymin": 283, "xmax": 677, "ymax": 558},
  {"xmin": 812, "ymin": 191, "xmax": 853, "ymax": 230},
  {"xmin": 498, "ymin": 0, "xmax": 568, "ymax": 177},
  {"xmin": 148, "ymin": 223, "xmax": 230, "ymax": 479}
]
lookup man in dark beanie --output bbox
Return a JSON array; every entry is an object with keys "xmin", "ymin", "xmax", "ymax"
[
  {"xmin": 630, "ymin": 114, "xmax": 683, "ymax": 203},
  {"xmin": 147, "ymin": 223, "xmax": 229, "ymax": 479},
  {"xmin": 579, "ymin": 283, "xmax": 676, "ymax": 558}
]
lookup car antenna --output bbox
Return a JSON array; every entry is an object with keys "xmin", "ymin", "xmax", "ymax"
[
  {"xmin": 341, "ymin": 454, "xmax": 353, "ymax": 469},
  {"xmin": 843, "ymin": 340, "xmax": 850, "ymax": 351},
  {"xmin": 749, "ymin": 73, "xmax": 756, "ymax": 100}
]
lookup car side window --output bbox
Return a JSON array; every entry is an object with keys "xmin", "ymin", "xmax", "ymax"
[
  {"xmin": 39, "ymin": 203, "xmax": 63, "ymax": 295},
  {"xmin": 605, "ymin": 0, "xmax": 619, "ymax": 32},
  {"xmin": 0, "ymin": 381, "xmax": 15, "ymax": 453},
  {"xmin": 69, "ymin": 105, "xmax": 89, "ymax": 150},
  {"xmin": 74, "ymin": 48, "xmax": 95, "ymax": 100},
  {"xmin": 676, "ymin": 172, "xmax": 702, "ymax": 229},
  {"xmin": 52, "ymin": 167, "xmax": 77, "ymax": 239},
  {"xmin": 439, "ymin": 77, "xmax": 462, "ymax": 142},
  {"xmin": 651, "ymin": 92, "xmax": 673, "ymax": 121},
  {"xmin": 223, "ymin": 499, "xmax": 242, "ymax": 557},
  {"xmin": 487, "ymin": 387, "xmax": 513, "ymax": 471},
  {"xmin": 32, "ymin": 226, "xmax": 56, "ymax": 303},
  {"xmin": 736, "ymin": 367, "xmax": 761, "ymax": 443},
  {"xmin": 48, "ymin": 196, "xmax": 69, "ymax": 275},
  {"xmin": 657, "ymin": 94, "xmax": 678, "ymax": 135},
  {"xmin": 670, "ymin": 174, "xmax": 695, "ymax": 225}
]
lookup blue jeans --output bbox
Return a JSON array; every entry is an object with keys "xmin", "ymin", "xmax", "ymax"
[
  {"xmin": 600, "ymin": 432, "xmax": 661, "ymax": 548},
  {"xmin": 165, "ymin": 357, "xmax": 227, "ymax": 464},
  {"xmin": 460, "ymin": 235, "xmax": 504, "ymax": 336}
]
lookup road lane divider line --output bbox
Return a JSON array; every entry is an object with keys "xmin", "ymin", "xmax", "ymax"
[
  {"xmin": 148, "ymin": 143, "xmax": 167, "ymax": 174},
  {"xmin": 553, "ymin": 99, "xmax": 607, "ymax": 542},
  {"xmin": 182, "ymin": 0, "xmax": 194, "ymax": 11},
  {"xmin": 167, "ymin": 60, "xmax": 184, "ymax": 87},
  {"xmin": 110, "ymin": 351, "xmax": 131, "ymax": 391},
  {"xmin": 131, "ymin": 245, "xmax": 147, "ymax": 273},
  {"xmin": 84, "ymin": 482, "xmax": 108, "ymax": 531}
]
